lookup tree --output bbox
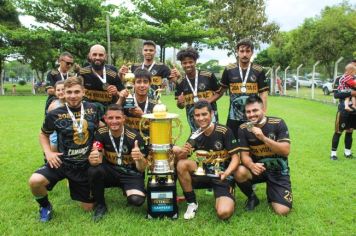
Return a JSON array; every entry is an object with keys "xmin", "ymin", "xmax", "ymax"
[
  {"xmin": 197, "ymin": 59, "xmax": 224, "ymax": 74},
  {"xmin": 208, "ymin": 0, "xmax": 279, "ymax": 57}
]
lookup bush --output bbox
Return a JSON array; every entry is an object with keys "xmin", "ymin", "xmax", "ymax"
[{"xmin": 18, "ymin": 80, "xmax": 26, "ymax": 86}]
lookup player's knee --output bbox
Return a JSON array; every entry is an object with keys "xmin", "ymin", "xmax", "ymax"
[
  {"xmin": 28, "ymin": 174, "xmax": 46, "ymax": 188},
  {"xmin": 216, "ymin": 207, "xmax": 233, "ymax": 220},
  {"xmin": 272, "ymin": 204, "xmax": 291, "ymax": 216},
  {"xmin": 234, "ymin": 165, "xmax": 249, "ymax": 183},
  {"xmin": 127, "ymin": 194, "xmax": 145, "ymax": 207},
  {"xmin": 176, "ymin": 160, "xmax": 188, "ymax": 174}
]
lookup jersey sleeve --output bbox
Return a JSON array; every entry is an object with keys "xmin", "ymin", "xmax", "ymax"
[
  {"xmin": 257, "ymin": 69, "xmax": 269, "ymax": 93},
  {"xmin": 277, "ymin": 119, "xmax": 290, "ymax": 143},
  {"xmin": 162, "ymin": 65, "xmax": 171, "ymax": 79},
  {"xmin": 41, "ymin": 113, "xmax": 55, "ymax": 135},
  {"xmin": 237, "ymin": 127, "xmax": 250, "ymax": 152},
  {"xmin": 46, "ymin": 72, "xmax": 55, "ymax": 87},
  {"xmin": 224, "ymin": 127, "xmax": 239, "ymax": 155},
  {"xmin": 175, "ymin": 80, "xmax": 183, "ymax": 98},
  {"xmin": 210, "ymin": 73, "xmax": 221, "ymax": 92},
  {"xmin": 220, "ymin": 68, "xmax": 229, "ymax": 88}
]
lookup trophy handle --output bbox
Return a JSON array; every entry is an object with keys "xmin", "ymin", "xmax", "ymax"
[
  {"xmin": 139, "ymin": 117, "xmax": 150, "ymax": 145},
  {"xmin": 171, "ymin": 118, "xmax": 182, "ymax": 145}
]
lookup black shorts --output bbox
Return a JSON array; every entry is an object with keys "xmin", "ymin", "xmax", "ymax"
[
  {"xmin": 35, "ymin": 163, "xmax": 93, "ymax": 203},
  {"xmin": 251, "ymin": 170, "xmax": 292, "ymax": 208},
  {"xmin": 335, "ymin": 111, "xmax": 356, "ymax": 132},
  {"xmin": 192, "ymin": 175, "xmax": 235, "ymax": 201},
  {"xmin": 226, "ymin": 119, "xmax": 244, "ymax": 139},
  {"xmin": 90, "ymin": 163, "xmax": 145, "ymax": 193}
]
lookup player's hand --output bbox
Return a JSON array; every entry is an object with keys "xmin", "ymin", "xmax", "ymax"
[
  {"xmin": 119, "ymin": 89, "xmax": 129, "ymax": 98},
  {"xmin": 177, "ymin": 92, "xmax": 185, "ymax": 105},
  {"xmin": 169, "ymin": 66, "xmax": 180, "ymax": 82},
  {"xmin": 220, "ymin": 171, "xmax": 228, "ymax": 181},
  {"xmin": 129, "ymin": 107, "xmax": 144, "ymax": 117},
  {"xmin": 88, "ymin": 148, "xmax": 102, "ymax": 166},
  {"xmin": 132, "ymin": 140, "xmax": 144, "ymax": 162},
  {"xmin": 45, "ymin": 151, "xmax": 63, "ymax": 169},
  {"xmin": 182, "ymin": 142, "xmax": 193, "ymax": 155},
  {"xmin": 251, "ymin": 127, "xmax": 265, "ymax": 141},
  {"xmin": 107, "ymin": 85, "xmax": 118, "ymax": 96},
  {"xmin": 119, "ymin": 65, "xmax": 129, "ymax": 76},
  {"xmin": 249, "ymin": 162, "xmax": 266, "ymax": 176}
]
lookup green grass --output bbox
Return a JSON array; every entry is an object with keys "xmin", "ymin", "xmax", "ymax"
[
  {"xmin": 284, "ymin": 86, "xmax": 335, "ymax": 103},
  {"xmin": 0, "ymin": 95, "xmax": 355, "ymax": 235}
]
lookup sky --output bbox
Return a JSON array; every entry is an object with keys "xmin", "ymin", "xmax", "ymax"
[{"xmin": 19, "ymin": 0, "xmax": 347, "ymax": 65}]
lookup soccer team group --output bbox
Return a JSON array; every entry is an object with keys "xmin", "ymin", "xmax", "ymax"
[{"xmin": 28, "ymin": 39, "xmax": 356, "ymax": 223}]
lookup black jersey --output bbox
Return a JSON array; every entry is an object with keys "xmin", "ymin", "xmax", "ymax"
[
  {"xmin": 131, "ymin": 62, "xmax": 171, "ymax": 91},
  {"xmin": 187, "ymin": 124, "xmax": 239, "ymax": 172},
  {"xmin": 221, "ymin": 63, "xmax": 269, "ymax": 122},
  {"xmin": 78, "ymin": 65, "xmax": 124, "ymax": 107},
  {"xmin": 41, "ymin": 102, "xmax": 99, "ymax": 167},
  {"xmin": 124, "ymin": 97, "xmax": 156, "ymax": 134},
  {"xmin": 237, "ymin": 117, "xmax": 290, "ymax": 163},
  {"xmin": 175, "ymin": 70, "xmax": 221, "ymax": 131},
  {"xmin": 94, "ymin": 125, "xmax": 148, "ymax": 172}
]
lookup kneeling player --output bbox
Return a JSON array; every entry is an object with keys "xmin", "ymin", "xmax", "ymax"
[
  {"xmin": 88, "ymin": 104, "xmax": 148, "ymax": 222},
  {"xmin": 28, "ymin": 77, "xmax": 99, "ymax": 222},
  {"xmin": 235, "ymin": 95, "xmax": 292, "ymax": 215},
  {"xmin": 174, "ymin": 100, "xmax": 240, "ymax": 220}
]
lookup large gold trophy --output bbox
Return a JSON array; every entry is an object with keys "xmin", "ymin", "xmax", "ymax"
[
  {"xmin": 123, "ymin": 65, "xmax": 136, "ymax": 109},
  {"xmin": 139, "ymin": 89, "xmax": 182, "ymax": 219}
]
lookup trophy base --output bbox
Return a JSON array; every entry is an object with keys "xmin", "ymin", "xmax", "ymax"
[
  {"xmin": 147, "ymin": 175, "xmax": 178, "ymax": 219},
  {"xmin": 206, "ymin": 173, "xmax": 220, "ymax": 179},
  {"xmin": 123, "ymin": 98, "xmax": 136, "ymax": 109}
]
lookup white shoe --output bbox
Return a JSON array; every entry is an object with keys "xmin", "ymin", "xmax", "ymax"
[{"xmin": 184, "ymin": 202, "xmax": 198, "ymax": 220}]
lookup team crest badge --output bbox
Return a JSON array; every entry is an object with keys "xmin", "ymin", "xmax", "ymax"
[
  {"xmin": 198, "ymin": 83, "xmax": 206, "ymax": 91},
  {"xmin": 151, "ymin": 69, "xmax": 157, "ymax": 75},
  {"xmin": 268, "ymin": 133, "xmax": 276, "ymax": 141},
  {"xmin": 214, "ymin": 141, "xmax": 223, "ymax": 150},
  {"xmin": 123, "ymin": 145, "xmax": 128, "ymax": 154},
  {"xmin": 250, "ymin": 75, "xmax": 257, "ymax": 82}
]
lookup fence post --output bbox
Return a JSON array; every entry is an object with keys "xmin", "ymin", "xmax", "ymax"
[
  {"xmin": 0, "ymin": 68, "xmax": 4, "ymax": 95},
  {"xmin": 32, "ymin": 70, "xmax": 36, "ymax": 95},
  {"xmin": 274, "ymin": 66, "xmax": 280, "ymax": 95},
  {"xmin": 311, "ymin": 60, "xmax": 320, "ymax": 100},
  {"xmin": 333, "ymin": 57, "xmax": 343, "ymax": 103},
  {"xmin": 296, "ymin": 64, "xmax": 303, "ymax": 96},
  {"xmin": 284, "ymin": 66, "xmax": 290, "ymax": 96}
]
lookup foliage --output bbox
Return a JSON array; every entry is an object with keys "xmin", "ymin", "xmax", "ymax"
[
  {"xmin": 197, "ymin": 59, "xmax": 224, "ymax": 74},
  {"xmin": 18, "ymin": 79, "xmax": 26, "ymax": 85},
  {"xmin": 208, "ymin": 0, "xmax": 279, "ymax": 57}
]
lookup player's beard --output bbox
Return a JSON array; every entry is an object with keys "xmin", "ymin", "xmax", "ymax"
[{"xmin": 91, "ymin": 60, "xmax": 105, "ymax": 71}]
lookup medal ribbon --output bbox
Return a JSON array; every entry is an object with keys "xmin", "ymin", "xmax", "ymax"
[
  {"xmin": 238, "ymin": 63, "xmax": 251, "ymax": 88},
  {"xmin": 141, "ymin": 62, "xmax": 155, "ymax": 72},
  {"xmin": 109, "ymin": 128, "xmax": 125, "ymax": 165},
  {"xmin": 134, "ymin": 95, "xmax": 149, "ymax": 114},
  {"xmin": 92, "ymin": 66, "xmax": 107, "ymax": 85},
  {"xmin": 190, "ymin": 122, "xmax": 213, "ymax": 140},
  {"xmin": 58, "ymin": 68, "xmax": 68, "ymax": 81},
  {"xmin": 185, "ymin": 70, "xmax": 199, "ymax": 98},
  {"xmin": 65, "ymin": 102, "xmax": 85, "ymax": 135}
]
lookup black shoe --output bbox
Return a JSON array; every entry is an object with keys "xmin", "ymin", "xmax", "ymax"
[
  {"xmin": 330, "ymin": 155, "xmax": 338, "ymax": 160},
  {"xmin": 93, "ymin": 204, "xmax": 107, "ymax": 222},
  {"xmin": 344, "ymin": 153, "xmax": 354, "ymax": 159},
  {"xmin": 245, "ymin": 195, "xmax": 260, "ymax": 211}
]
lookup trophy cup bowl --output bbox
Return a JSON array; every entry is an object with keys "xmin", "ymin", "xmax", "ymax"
[
  {"xmin": 194, "ymin": 150, "xmax": 209, "ymax": 176},
  {"xmin": 123, "ymin": 69, "xmax": 136, "ymax": 109}
]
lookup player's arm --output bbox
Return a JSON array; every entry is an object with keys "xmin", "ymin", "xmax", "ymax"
[
  {"xmin": 241, "ymin": 151, "xmax": 265, "ymax": 176},
  {"xmin": 172, "ymin": 142, "xmax": 193, "ymax": 160},
  {"xmin": 131, "ymin": 140, "xmax": 148, "ymax": 172},
  {"xmin": 39, "ymin": 131, "xmax": 62, "ymax": 168},
  {"xmin": 221, "ymin": 153, "xmax": 240, "ymax": 180}
]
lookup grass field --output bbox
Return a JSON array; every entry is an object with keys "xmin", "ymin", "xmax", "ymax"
[{"xmin": 0, "ymin": 95, "xmax": 355, "ymax": 235}]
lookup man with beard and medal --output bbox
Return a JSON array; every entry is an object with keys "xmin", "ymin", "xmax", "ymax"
[
  {"xmin": 173, "ymin": 100, "xmax": 240, "ymax": 220},
  {"xmin": 79, "ymin": 44, "xmax": 124, "ymax": 119},
  {"xmin": 220, "ymin": 39, "xmax": 269, "ymax": 139},
  {"xmin": 28, "ymin": 77, "xmax": 99, "ymax": 222},
  {"xmin": 234, "ymin": 95, "xmax": 292, "ymax": 215},
  {"xmin": 44, "ymin": 52, "xmax": 74, "ymax": 114},
  {"xmin": 175, "ymin": 47, "xmax": 223, "ymax": 132},
  {"xmin": 88, "ymin": 104, "xmax": 148, "ymax": 222},
  {"xmin": 117, "ymin": 68, "xmax": 156, "ymax": 135},
  {"xmin": 119, "ymin": 40, "xmax": 180, "ymax": 99}
]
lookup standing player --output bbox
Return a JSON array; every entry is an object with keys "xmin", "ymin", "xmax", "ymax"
[
  {"xmin": 234, "ymin": 95, "xmax": 292, "ymax": 215},
  {"xmin": 117, "ymin": 68, "xmax": 156, "ymax": 134},
  {"xmin": 330, "ymin": 60, "xmax": 356, "ymax": 160},
  {"xmin": 174, "ymin": 100, "xmax": 240, "ymax": 220},
  {"xmin": 78, "ymin": 44, "xmax": 124, "ymax": 118},
  {"xmin": 119, "ymin": 40, "xmax": 180, "ymax": 97},
  {"xmin": 44, "ymin": 52, "xmax": 74, "ymax": 113},
  {"xmin": 88, "ymin": 104, "xmax": 148, "ymax": 221},
  {"xmin": 28, "ymin": 77, "xmax": 99, "ymax": 222},
  {"xmin": 175, "ymin": 47, "xmax": 223, "ymax": 132},
  {"xmin": 220, "ymin": 38, "xmax": 269, "ymax": 139}
]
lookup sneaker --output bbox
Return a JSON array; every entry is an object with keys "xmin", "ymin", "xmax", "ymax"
[
  {"xmin": 245, "ymin": 195, "xmax": 260, "ymax": 211},
  {"xmin": 184, "ymin": 202, "xmax": 198, "ymax": 220},
  {"xmin": 39, "ymin": 204, "xmax": 53, "ymax": 222},
  {"xmin": 330, "ymin": 155, "xmax": 338, "ymax": 160},
  {"xmin": 344, "ymin": 153, "xmax": 354, "ymax": 159},
  {"xmin": 93, "ymin": 204, "xmax": 107, "ymax": 222}
]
